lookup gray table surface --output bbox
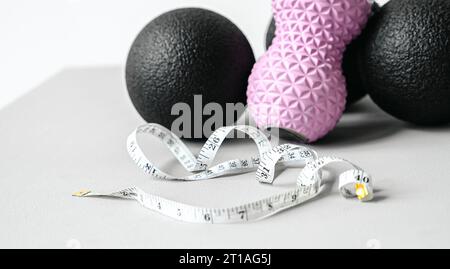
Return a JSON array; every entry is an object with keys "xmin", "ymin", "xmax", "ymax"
[{"xmin": 1, "ymin": 66, "xmax": 449, "ymax": 249}]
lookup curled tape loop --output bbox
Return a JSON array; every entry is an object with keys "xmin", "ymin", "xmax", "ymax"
[{"xmin": 74, "ymin": 123, "xmax": 374, "ymax": 224}]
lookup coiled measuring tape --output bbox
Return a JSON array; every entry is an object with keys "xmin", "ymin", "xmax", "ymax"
[{"xmin": 73, "ymin": 124, "xmax": 374, "ymax": 224}]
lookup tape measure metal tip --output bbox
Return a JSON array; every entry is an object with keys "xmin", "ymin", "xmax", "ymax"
[
  {"xmin": 72, "ymin": 190, "xmax": 91, "ymax": 197},
  {"xmin": 355, "ymin": 182, "xmax": 375, "ymax": 202}
]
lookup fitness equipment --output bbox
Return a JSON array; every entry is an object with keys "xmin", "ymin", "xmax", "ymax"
[{"xmin": 247, "ymin": 0, "xmax": 371, "ymax": 142}]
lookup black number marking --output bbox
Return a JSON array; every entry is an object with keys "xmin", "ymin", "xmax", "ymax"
[
  {"xmin": 292, "ymin": 194, "xmax": 297, "ymax": 202},
  {"xmin": 238, "ymin": 210, "xmax": 246, "ymax": 219},
  {"xmin": 208, "ymin": 143, "xmax": 217, "ymax": 150}
]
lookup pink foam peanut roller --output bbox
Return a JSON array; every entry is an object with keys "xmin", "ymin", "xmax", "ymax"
[{"xmin": 247, "ymin": 0, "xmax": 371, "ymax": 142}]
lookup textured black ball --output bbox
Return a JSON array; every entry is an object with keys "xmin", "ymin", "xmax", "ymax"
[
  {"xmin": 265, "ymin": 3, "xmax": 380, "ymax": 108},
  {"xmin": 360, "ymin": 0, "xmax": 450, "ymax": 126},
  {"xmin": 126, "ymin": 8, "xmax": 255, "ymax": 139}
]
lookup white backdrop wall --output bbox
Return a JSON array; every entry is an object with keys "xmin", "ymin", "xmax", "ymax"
[{"xmin": 0, "ymin": 0, "xmax": 388, "ymax": 110}]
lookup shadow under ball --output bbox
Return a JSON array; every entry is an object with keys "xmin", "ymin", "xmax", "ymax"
[{"xmin": 126, "ymin": 8, "xmax": 255, "ymax": 140}]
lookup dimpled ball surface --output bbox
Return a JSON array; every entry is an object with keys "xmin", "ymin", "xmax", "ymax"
[
  {"xmin": 265, "ymin": 3, "xmax": 381, "ymax": 108},
  {"xmin": 247, "ymin": 0, "xmax": 371, "ymax": 142},
  {"xmin": 360, "ymin": 0, "xmax": 450, "ymax": 126},
  {"xmin": 126, "ymin": 8, "xmax": 255, "ymax": 139}
]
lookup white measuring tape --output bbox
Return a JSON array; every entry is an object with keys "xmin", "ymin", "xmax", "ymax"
[{"xmin": 73, "ymin": 123, "xmax": 373, "ymax": 224}]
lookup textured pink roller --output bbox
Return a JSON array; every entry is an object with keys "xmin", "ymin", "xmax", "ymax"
[{"xmin": 247, "ymin": 0, "xmax": 371, "ymax": 142}]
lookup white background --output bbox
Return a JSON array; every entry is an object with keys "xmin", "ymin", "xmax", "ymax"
[{"xmin": 0, "ymin": 0, "xmax": 388, "ymax": 110}]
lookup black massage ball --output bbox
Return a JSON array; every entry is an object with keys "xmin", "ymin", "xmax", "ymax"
[
  {"xmin": 126, "ymin": 8, "xmax": 255, "ymax": 139},
  {"xmin": 359, "ymin": 0, "xmax": 450, "ymax": 126}
]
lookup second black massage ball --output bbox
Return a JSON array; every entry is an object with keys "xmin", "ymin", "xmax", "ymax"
[{"xmin": 360, "ymin": 0, "xmax": 450, "ymax": 125}]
